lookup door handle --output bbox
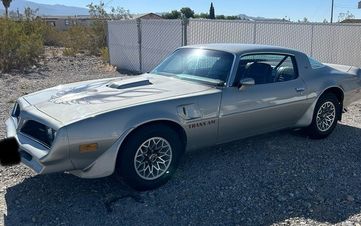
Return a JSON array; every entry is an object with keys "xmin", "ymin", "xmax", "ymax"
[{"xmin": 295, "ymin": 87, "xmax": 305, "ymax": 92}]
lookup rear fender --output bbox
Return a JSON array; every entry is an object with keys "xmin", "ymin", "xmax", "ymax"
[{"xmin": 295, "ymin": 86, "xmax": 344, "ymax": 127}]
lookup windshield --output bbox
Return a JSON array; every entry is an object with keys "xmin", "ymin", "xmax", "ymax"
[{"xmin": 152, "ymin": 48, "xmax": 234, "ymax": 86}]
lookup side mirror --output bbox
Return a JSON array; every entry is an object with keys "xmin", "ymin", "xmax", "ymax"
[{"xmin": 239, "ymin": 78, "xmax": 255, "ymax": 89}]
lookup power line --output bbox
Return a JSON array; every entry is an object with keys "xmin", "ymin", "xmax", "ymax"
[
  {"xmin": 335, "ymin": 3, "xmax": 358, "ymax": 7},
  {"xmin": 334, "ymin": 6, "xmax": 358, "ymax": 9}
]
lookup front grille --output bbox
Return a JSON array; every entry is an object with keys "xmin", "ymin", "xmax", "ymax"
[{"xmin": 20, "ymin": 121, "xmax": 56, "ymax": 147}]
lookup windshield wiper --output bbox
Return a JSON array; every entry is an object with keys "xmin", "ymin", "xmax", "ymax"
[
  {"xmin": 174, "ymin": 74, "xmax": 225, "ymax": 87},
  {"xmin": 152, "ymin": 71, "xmax": 176, "ymax": 77},
  {"xmin": 153, "ymin": 72, "xmax": 226, "ymax": 87}
]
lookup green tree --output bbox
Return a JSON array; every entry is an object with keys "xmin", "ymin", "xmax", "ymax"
[
  {"xmin": 2, "ymin": 0, "xmax": 12, "ymax": 18},
  {"xmin": 194, "ymin": 13, "xmax": 209, "ymax": 19},
  {"xmin": 109, "ymin": 6, "xmax": 131, "ymax": 20},
  {"xmin": 338, "ymin": 11, "xmax": 355, "ymax": 22},
  {"xmin": 180, "ymin": 7, "xmax": 194, "ymax": 18},
  {"xmin": 225, "ymin": 16, "xmax": 238, "ymax": 20},
  {"xmin": 60, "ymin": 1, "xmax": 132, "ymax": 56},
  {"xmin": 216, "ymin": 15, "xmax": 225, "ymax": 19},
  {"xmin": 87, "ymin": 1, "xmax": 107, "ymax": 19},
  {"xmin": 24, "ymin": 7, "xmax": 39, "ymax": 21},
  {"xmin": 162, "ymin": 10, "xmax": 181, "ymax": 19},
  {"xmin": 209, "ymin": 2, "xmax": 215, "ymax": 19},
  {"xmin": 87, "ymin": 1, "xmax": 131, "ymax": 20}
]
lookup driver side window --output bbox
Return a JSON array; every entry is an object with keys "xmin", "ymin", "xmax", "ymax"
[{"xmin": 237, "ymin": 54, "xmax": 298, "ymax": 85}]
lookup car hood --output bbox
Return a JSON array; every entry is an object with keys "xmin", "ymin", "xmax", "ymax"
[{"xmin": 22, "ymin": 74, "xmax": 217, "ymax": 124}]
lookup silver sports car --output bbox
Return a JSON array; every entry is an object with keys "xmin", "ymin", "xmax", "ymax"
[{"xmin": 4, "ymin": 44, "xmax": 361, "ymax": 190}]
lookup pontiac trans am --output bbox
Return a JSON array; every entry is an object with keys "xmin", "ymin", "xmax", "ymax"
[{"xmin": 4, "ymin": 44, "xmax": 361, "ymax": 190}]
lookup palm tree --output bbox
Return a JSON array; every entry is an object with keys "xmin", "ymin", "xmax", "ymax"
[{"xmin": 2, "ymin": 0, "xmax": 12, "ymax": 18}]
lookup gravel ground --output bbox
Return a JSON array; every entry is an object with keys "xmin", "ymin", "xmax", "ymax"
[{"xmin": 1, "ymin": 48, "xmax": 361, "ymax": 226}]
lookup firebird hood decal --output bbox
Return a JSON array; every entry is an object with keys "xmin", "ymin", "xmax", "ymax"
[
  {"xmin": 49, "ymin": 78, "xmax": 162, "ymax": 105},
  {"xmin": 23, "ymin": 74, "xmax": 216, "ymax": 123}
]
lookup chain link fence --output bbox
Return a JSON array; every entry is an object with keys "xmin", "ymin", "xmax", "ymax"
[
  {"xmin": 141, "ymin": 20, "xmax": 183, "ymax": 72},
  {"xmin": 254, "ymin": 22, "xmax": 313, "ymax": 54},
  {"xmin": 187, "ymin": 20, "xmax": 255, "ymax": 44},
  {"xmin": 108, "ymin": 19, "xmax": 361, "ymax": 73},
  {"xmin": 108, "ymin": 20, "xmax": 140, "ymax": 72}
]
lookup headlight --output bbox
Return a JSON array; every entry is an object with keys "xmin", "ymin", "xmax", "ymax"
[
  {"xmin": 11, "ymin": 102, "xmax": 20, "ymax": 118},
  {"xmin": 20, "ymin": 120, "xmax": 57, "ymax": 147}
]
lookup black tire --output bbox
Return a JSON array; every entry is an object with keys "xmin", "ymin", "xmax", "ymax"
[
  {"xmin": 114, "ymin": 124, "xmax": 184, "ymax": 191},
  {"xmin": 306, "ymin": 93, "xmax": 341, "ymax": 139}
]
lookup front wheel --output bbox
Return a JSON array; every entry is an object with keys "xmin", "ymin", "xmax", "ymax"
[
  {"xmin": 115, "ymin": 124, "xmax": 184, "ymax": 191},
  {"xmin": 306, "ymin": 93, "xmax": 341, "ymax": 139}
]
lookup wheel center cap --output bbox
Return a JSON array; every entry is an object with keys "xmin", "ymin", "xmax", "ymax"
[{"xmin": 149, "ymin": 154, "xmax": 157, "ymax": 162}]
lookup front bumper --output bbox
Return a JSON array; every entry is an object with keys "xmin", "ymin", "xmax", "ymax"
[
  {"xmin": 6, "ymin": 117, "xmax": 48, "ymax": 173},
  {"xmin": 6, "ymin": 114, "xmax": 124, "ymax": 178}
]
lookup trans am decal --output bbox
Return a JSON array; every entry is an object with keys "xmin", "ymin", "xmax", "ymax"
[{"xmin": 188, "ymin": 119, "xmax": 216, "ymax": 129}]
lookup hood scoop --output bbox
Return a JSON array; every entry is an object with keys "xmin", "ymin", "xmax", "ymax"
[{"xmin": 107, "ymin": 79, "xmax": 152, "ymax": 89}]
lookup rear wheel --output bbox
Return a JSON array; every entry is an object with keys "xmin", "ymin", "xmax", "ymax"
[
  {"xmin": 306, "ymin": 93, "xmax": 341, "ymax": 139},
  {"xmin": 115, "ymin": 124, "xmax": 184, "ymax": 191}
]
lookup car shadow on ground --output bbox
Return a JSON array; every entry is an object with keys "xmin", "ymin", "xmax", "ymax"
[{"xmin": 3, "ymin": 123, "xmax": 361, "ymax": 225}]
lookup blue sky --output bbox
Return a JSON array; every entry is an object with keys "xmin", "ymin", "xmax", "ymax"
[{"xmin": 30, "ymin": 0, "xmax": 361, "ymax": 22}]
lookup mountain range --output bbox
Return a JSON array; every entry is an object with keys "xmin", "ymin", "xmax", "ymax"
[
  {"xmin": 0, "ymin": 0, "xmax": 282, "ymax": 20},
  {"xmin": 0, "ymin": 0, "xmax": 89, "ymax": 16},
  {"xmin": 237, "ymin": 14, "xmax": 285, "ymax": 21}
]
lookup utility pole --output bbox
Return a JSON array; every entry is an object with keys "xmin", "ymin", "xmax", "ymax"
[{"xmin": 330, "ymin": 0, "xmax": 334, "ymax": 23}]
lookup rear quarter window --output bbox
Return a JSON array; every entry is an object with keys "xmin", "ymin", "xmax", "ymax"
[{"xmin": 309, "ymin": 57, "xmax": 325, "ymax": 69}]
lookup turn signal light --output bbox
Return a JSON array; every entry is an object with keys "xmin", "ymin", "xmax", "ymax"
[{"xmin": 79, "ymin": 143, "xmax": 98, "ymax": 153}]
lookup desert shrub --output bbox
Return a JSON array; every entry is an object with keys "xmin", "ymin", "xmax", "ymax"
[
  {"xmin": 91, "ymin": 20, "xmax": 107, "ymax": 53},
  {"xmin": 60, "ymin": 21, "xmax": 106, "ymax": 56},
  {"xmin": 57, "ymin": 2, "xmax": 131, "ymax": 57},
  {"xmin": 43, "ymin": 25, "xmax": 64, "ymax": 46},
  {"xmin": 61, "ymin": 25, "xmax": 93, "ymax": 56},
  {"xmin": 100, "ymin": 47, "xmax": 109, "ymax": 63},
  {"xmin": 0, "ymin": 19, "xmax": 44, "ymax": 72},
  {"xmin": 61, "ymin": 25, "xmax": 87, "ymax": 53},
  {"xmin": 62, "ymin": 48, "xmax": 77, "ymax": 57},
  {"xmin": 86, "ymin": 1, "xmax": 130, "ymax": 55}
]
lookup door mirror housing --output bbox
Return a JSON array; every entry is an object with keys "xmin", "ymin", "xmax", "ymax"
[{"xmin": 239, "ymin": 78, "xmax": 255, "ymax": 89}]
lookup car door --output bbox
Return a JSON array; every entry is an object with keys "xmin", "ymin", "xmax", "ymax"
[{"xmin": 218, "ymin": 53, "xmax": 310, "ymax": 143}]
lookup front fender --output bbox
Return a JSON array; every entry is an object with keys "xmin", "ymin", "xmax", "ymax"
[
  {"xmin": 67, "ymin": 110, "xmax": 185, "ymax": 178},
  {"xmin": 68, "ymin": 128, "xmax": 133, "ymax": 178},
  {"xmin": 65, "ymin": 100, "xmax": 186, "ymax": 171}
]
